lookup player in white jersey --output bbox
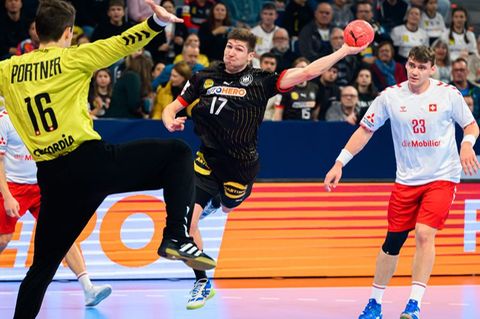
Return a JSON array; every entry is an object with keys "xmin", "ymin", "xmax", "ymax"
[
  {"xmin": 0, "ymin": 106, "xmax": 112, "ymax": 307},
  {"xmin": 420, "ymin": 0, "xmax": 445, "ymax": 44},
  {"xmin": 250, "ymin": 3, "xmax": 279, "ymax": 68},
  {"xmin": 324, "ymin": 46, "xmax": 479, "ymax": 319}
]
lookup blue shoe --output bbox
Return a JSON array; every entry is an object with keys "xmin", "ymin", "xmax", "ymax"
[
  {"xmin": 200, "ymin": 197, "xmax": 221, "ymax": 220},
  {"xmin": 186, "ymin": 278, "xmax": 216, "ymax": 310},
  {"xmin": 400, "ymin": 299, "xmax": 420, "ymax": 319},
  {"xmin": 359, "ymin": 299, "xmax": 383, "ymax": 319}
]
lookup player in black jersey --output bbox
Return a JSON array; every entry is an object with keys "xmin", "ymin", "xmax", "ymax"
[
  {"xmin": 162, "ymin": 28, "xmax": 368, "ymax": 310},
  {"xmin": 273, "ymin": 57, "xmax": 319, "ymax": 121}
]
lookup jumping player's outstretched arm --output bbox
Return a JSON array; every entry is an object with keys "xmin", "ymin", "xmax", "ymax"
[
  {"xmin": 324, "ymin": 126, "xmax": 374, "ymax": 192},
  {"xmin": 278, "ymin": 43, "xmax": 368, "ymax": 90}
]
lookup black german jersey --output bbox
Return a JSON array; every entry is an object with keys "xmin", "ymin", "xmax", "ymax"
[
  {"xmin": 278, "ymin": 82, "xmax": 318, "ymax": 120},
  {"xmin": 178, "ymin": 63, "xmax": 289, "ymax": 162}
]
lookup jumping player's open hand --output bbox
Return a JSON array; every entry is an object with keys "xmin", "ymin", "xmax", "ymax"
[
  {"xmin": 460, "ymin": 142, "xmax": 480, "ymax": 176},
  {"xmin": 163, "ymin": 116, "xmax": 187, "ymax": 132},
  {"xmin": 323, "ymin": 162, "xmax": 343, "ymax": 192},
  {"xmin": 4, "ymin": 195, "xmax": 20, "ymax": 218},
  {"xmin": 145, "ymin": 0, "xmax": 184, "ymax": 24},
  {"xmin": 341, "ymin": 43, "xmax": 370, "ymax": 56}
]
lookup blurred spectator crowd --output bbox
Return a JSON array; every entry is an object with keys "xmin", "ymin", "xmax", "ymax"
[{"xmin": 1, "ymin": 0, "xmax": 479, "ymax": 125}]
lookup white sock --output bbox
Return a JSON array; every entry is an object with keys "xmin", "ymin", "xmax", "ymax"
[
  {"xmin": 77, "ymin": 272, "xmax": 93, "ymax": 292},
  {"xmin": 370, "ymin": 283, "xmax": 386, "ymax": 304},
  {"xmin": 409, "ymin": 281, "xmax": 426, "ymax": 307}
]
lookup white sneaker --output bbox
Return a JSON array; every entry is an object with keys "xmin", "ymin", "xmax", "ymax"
[
  {"xmin": 186, "ymin": 278, "xmax": 216, "ymax": 310},
  {"xmin": 84, "ymin": 284, "xmax": 112, "ymax": 307}
]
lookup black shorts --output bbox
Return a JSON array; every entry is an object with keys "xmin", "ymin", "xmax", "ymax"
[{"xmin": 193, "ymin": 149, "xmax": 259, "ymax": 209}]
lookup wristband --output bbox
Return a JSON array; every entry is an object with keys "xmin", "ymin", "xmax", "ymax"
[
  {"xmin": 153, "ymin": 14, "xmax": 169, "ymax": 27},
  {"xmin": 461, "ymin": 134, "xmax": 477, "ymax": 147},
  {"xmin": 336, "ymin": 148, "xmax": 353, "ymax": 167}
]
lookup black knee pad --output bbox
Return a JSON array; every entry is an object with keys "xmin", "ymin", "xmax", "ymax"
[
  {"xmin": 381, "ymin": 230, "xmax": 410, "ymax": 255},
  {"xmin": 220, "ymin": 181, "xmax": 253, "ymax": 209}
]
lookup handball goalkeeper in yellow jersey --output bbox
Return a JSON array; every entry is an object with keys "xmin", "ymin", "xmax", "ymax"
[{"xmin": 0, "ymin": 1, "xmax": 216, "ymax": 318}]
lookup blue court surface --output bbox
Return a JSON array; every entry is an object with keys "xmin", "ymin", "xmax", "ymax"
[{"xmin": 0, "ymin": 278, "xmax": 479, "ymax": 318}]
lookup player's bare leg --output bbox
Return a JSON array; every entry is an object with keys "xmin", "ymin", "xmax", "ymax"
[
  {"xmin": 0, "ymin": 233, "xmax": 13, "ymax": 253},
  {"xmin": 64, "ymin": 243, "xmax": 112, "ymax": 306},
  {"xmin": 187, "ymin": 203, "xmax": 216, "ymax": 310},
  {"xmin": 373, "ymin": 251, "xmax": 400, "ymax": 287},
  {"xmin": 400, "ymin": 223, "xmax": 437, "ymax": 318}
]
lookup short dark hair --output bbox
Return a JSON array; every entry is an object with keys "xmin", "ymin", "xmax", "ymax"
[
  {"xmin": 35, "ymin": 0, "xmax": 76, "ymax": 43},
  {"xmin": 261, "ymin": 2, "xmax": 276, "ymax": 11},
  {"xmin": 408, "ymin": 46, "xmax": 436, "ymax": 65},
  {"xmin": 227, "ymin": 28, "xmax": 257, "ymax": 52},
  {"xmin": 452, "ymin": 57, "xmax": 468, "ymax": 67},
  {"xmin": 109, "ymin": 0, "xmax": 125, "ymax": 8},
  {"xmin": 260, "ymin": 52, "xmax": 276, "ymax": 63},
  {"xmin": 355, "ymin": 0, "xmax": 372, "ymax": 9},
  {"xmin": 160, "ymin": 0, "xmax": 175, "ymax": 6}
]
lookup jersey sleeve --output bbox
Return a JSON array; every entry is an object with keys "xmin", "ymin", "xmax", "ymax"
[
  {"xmin": 262, "ymin": 69, "xmax": 292, "ymax": 98},
  {"xmin": 359, "ymin": 91, "xmax": 389, "ymax": 132},
  {"xmin": 177, "ymin": 72, "xmax": 201, "ymax": 106},
  {"xmin": 467, "ymin": 31, "xmax": 478, "ymax": 55},
  {"xmin": 0, "ymin": 116, "xmax": 10, "ymax": 155},
  {"xmin": 450, "ymin": 87, "xmax": 475, "ymax": 128},
  {"xmin": 390, "ymin": 27, "xmax": 401, "ymax": 46},
  {"xmin": 64, "ymin": 17, "xmax": 164, "ymax": 74}
]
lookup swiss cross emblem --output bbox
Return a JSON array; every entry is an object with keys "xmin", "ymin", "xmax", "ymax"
[
  {"xmin": 428, "ymin": 104, "xmax": 437, "ymax": 112},
  {"xmin": 366, "ymin": 113, "xmax": 375, "ymax": 123}
]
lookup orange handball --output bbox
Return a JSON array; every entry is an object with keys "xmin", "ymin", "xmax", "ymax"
[{"xmin": 343, "ymin": 20, "xmax": 374, "ymax": 47}]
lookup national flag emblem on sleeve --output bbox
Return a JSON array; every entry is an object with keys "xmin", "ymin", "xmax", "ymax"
[
  {"xmin": 366, "ymin": 113, "xmax": 375, "ymax": 123},
  {"xmin": 429, "ymin": 104, "xmax": 437, "ymax": 112}
]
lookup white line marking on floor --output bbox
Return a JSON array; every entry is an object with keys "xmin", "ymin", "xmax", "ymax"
[
  {"xmin": 335, "ymin": 299, "xmax": 357, "ymax": 303},
  {"xmin": 297, "ymin": 298, "xmax": 318, "ymax": 301},
  {"xmin": 260, "ymin": 297, "xmax": 280, "ymax": 301}
]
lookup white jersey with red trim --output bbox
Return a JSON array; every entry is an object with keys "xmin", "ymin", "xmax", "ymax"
[
  {"xmin": 0, "ymin": 110, "xmax": 37, "ymax": 184},
  {"xmin": 360, "ymin": 79, "xmax": 475, "ymax": 185}
]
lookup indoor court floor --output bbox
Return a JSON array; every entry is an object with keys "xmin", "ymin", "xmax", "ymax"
[{"xmin": 1, "ymin": 277, "xmax": 479, "ymax": 319}]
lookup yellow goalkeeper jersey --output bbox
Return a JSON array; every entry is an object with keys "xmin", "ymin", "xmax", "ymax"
[{"xmin": 0, "ymin": 18, "xmax": 163, "ymax": 161}]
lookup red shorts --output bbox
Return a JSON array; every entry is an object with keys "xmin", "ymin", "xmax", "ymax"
[
  {"xmin": 387, "ymin": 180, "xmax": 457, "ymax": 232},
  {"xmin": 0, "ymin": 182, "xmax": 41, "ymax": 234}
]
